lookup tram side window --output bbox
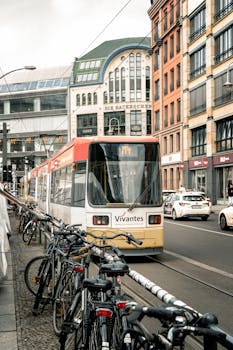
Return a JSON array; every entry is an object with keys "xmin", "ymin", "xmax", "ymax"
[
  {"xmin": 51, "ymin": 165, "xmax": 72, "ymax": 205},
  {"xmin": 73, "ymin": 162, "xmax": 86, "ymax": 207},
  {"xmin": 38, "ymin": 175, "xmax": 47, "ymax": 201}
]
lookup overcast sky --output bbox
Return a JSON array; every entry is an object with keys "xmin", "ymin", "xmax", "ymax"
[{"xmin": 0, "ymin": 0, "xmax": 152, "ymax": 74}]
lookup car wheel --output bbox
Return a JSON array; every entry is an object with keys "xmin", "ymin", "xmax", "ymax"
[
  {"xmin": 220, "ymin": 214, "xmax": 229, "ymax": 230},
  {"xmin": 172, "ymin": 210, "xmax": 177, "ymax": 220},
  {"xmin": 201, "ymin": 216, "xmax": 208, "ymax": 221}
]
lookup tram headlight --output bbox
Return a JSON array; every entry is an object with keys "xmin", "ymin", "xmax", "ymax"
[
  {"xmin": 148, "ymin": 215, "xmax": 161, "ymax": 225},
  {"xmin": 93, "ymin": 215, "xmax": 109, "ymax": 225}
]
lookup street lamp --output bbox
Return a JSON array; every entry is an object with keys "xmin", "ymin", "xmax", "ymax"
[
  {"xmin": 0, "ymin": 65, "xmax": 36, "ymax": 80},
  {"xmin": 0, "ymin": 65, "xmax": 36, "ymax": 182},
  {"xmin": 223, "ymin": 61, "xmax": 233, "ymax": 90}
]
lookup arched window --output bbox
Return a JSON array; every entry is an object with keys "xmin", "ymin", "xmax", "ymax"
[
  {"xmin": 82, "ymin": 93, "xmax": 86, "ymax": 105},
  {"xmin": 103, "ymin": 91, "xmax": 108, "ymax": 104},
  {"xmin": 88, "ymin": 93, "xmax": 92, "ymax": 105},
  {"xmin": 115, "ymin": 68, "xmax": 119, "ymax": 102},
  {"xmin": 93, "ymin": 92, "xmax": 97, "ymax": 104},
  {"xmin": 109, "ymin": 72, "xmax": 114, "ymax": 103},
  {"xmin": 145, "ymin": 66, "xmax": 150, "ymax": 101},
  {"xmin": 121, "ymin": 68, "xmax": 125, "ymax": 102},
  {"xmin": 76, "ymin": 94, "xmax": 80, "ymax": 106}
]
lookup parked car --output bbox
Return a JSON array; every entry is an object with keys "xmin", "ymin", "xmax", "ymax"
[
  {"xmin": 218, "ymin": 206, "xmax": 233, "ymax": 230},
  {"xmin": 163, "ymin": 192, "xmax": 211, "ymax": 220},
  {"xmin": 162, "ymin": 190, "xmax": 176, "ymax": 202}
]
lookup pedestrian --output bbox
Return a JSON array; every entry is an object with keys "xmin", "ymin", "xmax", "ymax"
[
  {"xmin": 179, "ymin": 184, "xmax": 185, "ymax": 193},
  {"xmin": 228, "ymin": 181, "xmax": 233, "ymax": 206}
]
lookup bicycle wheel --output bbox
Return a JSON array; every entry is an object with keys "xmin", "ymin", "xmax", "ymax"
[
  {"xmin": 24, "ymin": 255, "xmax": 48, "ymax": 296},
  {"xmin": 53, "ymin": 268, "xmax": 76, "ymax": 336},
  {"xmin": 32, "ymin": 260, "xmax": 53, "ymax": 315}
]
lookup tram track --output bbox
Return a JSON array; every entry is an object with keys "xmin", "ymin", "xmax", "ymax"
[{"xmin": 147, "ymin": 255, "xmax": 233, "ymax": 299}]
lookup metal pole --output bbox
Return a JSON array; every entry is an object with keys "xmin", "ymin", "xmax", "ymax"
[{"xmin": 2, "ymin": 122, "xmax": 7, "ymax": 167}]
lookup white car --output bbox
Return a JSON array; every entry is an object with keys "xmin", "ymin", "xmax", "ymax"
[
  {"xmin": 218, "ymin": 206, "xmax": 233, "ymax": 230},
  {"xmin": 163, "ymin": 192, "xmax": 211, "ymax": 220}
]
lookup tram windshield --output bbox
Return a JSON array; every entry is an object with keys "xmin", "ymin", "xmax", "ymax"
[{"xmin": 88, "ymin": 142, "xmax": 162, "ymax": 207}]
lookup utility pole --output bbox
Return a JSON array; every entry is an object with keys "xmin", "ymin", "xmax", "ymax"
[{"xmin": 2, "ymin": 122, "xmax": 7, "ymax": 167}]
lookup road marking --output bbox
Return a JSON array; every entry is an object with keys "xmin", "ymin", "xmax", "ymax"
[
  {"xmin": 164, "ymin": 220, "xmax": 233, "ymax": 237},
  {"xmin": 164, "ymin": 250, "xmax": 233, "ymax": 279}
]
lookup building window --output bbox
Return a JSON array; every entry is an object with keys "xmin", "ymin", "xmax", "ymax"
[
  {"xmin": 164, "ymin": 136, "xmax": 167, "ymax": 154},
  {"xmin": 103, "ymin": 91, "xmax": 108, "ymax": 104},
  {"xmin": 170, "ymin": 168, "xmax": 174, "ymax": 189},
  {"xmin": 10, "ymin": 97, "xmax": 34, "ymax": 113},
  {"xmin": 164, "ymin": 9, "xmax": 168, "ymax": 32},
  {"xmin": 77, "ymin": 114, "xmax": 97, "ymax": 136},
  {"xmin": 25, "ymin": 137, "xmax": 35, "ymax": 152},
  {"xmin": 136, "ymin": 53, "xmax": 142, "ymax": 101},
  {"xmin": 170, "ymin": 68, "xmax": 174, "ymax": 92},
  {"xmin": 176, "ymin": 0, "xmax": 180, "ymax": 18},
  {"xmin": 104, "ymin": 112, "xmax": 125, "ymax": 135},
  {"xmin": 40, "ymin": 94, "xmax": 66, "ymax": 111},
  {"xmin": 155, "ymin": 79, "xmax": 160, "ymax": 100},
  {"xmin": 170, "ymin": 101, "xmax": 174, "ymax": 124},
  {"xmin": 93, "ymin": 92, "xmax": 97, "ymax": 104},
  {"xmin": 177, "ymin": 98, "xmax": 181, "ymax": 121},
  {"xmin": 147, "ymin": 110, "xmax": 152, "ymax": 135},
  {"xmin": 176, "ymin": 63, "xmax": 181, "ymax": 87},
  {"xmin": 0, "ymin": 101, "xmax": 4, "ymax": 114},
  {"xmin": 82, "ymin": 93, "xmax": 86, "ymax": 105},
  {"xmin": 164, "ymin": 168, "xmax": 168, "ymax": 189},
  {"xmin": 190, "ymin": 7, "xmax": 206, "ymax": 42},
  {"xmin": 214, "ymin": 69, "xmax": 233, "ymax": 106},
  {"xmin": 109, "ymin": 72, "xmax": 114, "ymax": 103},
  {"xmin": 215, "ymin": 24, "xmax": 233, "ymax": 64},
  {"xmin": 190, "ymin": 46, "xmax": 206, "ymax": 79},
  {"xmin": 115, "ymin": 68, "xmax": 120, "ymax": 102},
  {"xmin": 87, "ymin": 93, "xmax": 92, "ymax": 105},
  {"xmin": 130, "ymin": 110, "xmax": 142, "ymax": 135},
  {"xmin": 216, "ymin": 116, "xmax": 233, "ymax": 152},
  {"xmin": 154, "ymin": 20, "xmax": 160, "ymax": 42},
  {"xmin": 176, "ymin": 132, "xmax": 180, "ymax": 151},
  {"xmin": 121, "ymin": 68, "xmax": 126, "ymax": 101},
  {"xmin": 155, "ymin": 109, "xmax": 160, "ymax": 131},
  {"xmin": 170, "ymin": 3, "xmax": 174, "ymax": 25},
  {"xmin": 76, "ymin": 94, "xmax": 80, "ymax": 106},
  {"xmin": 164, "ymin": 41, "xmax": 168, "ymax": 63},
  {"xmin": 10, "ymin": 139, "xmax": 22, "ymax": 152},
  {"xmin": 170, "ymin": 34, "xmax": 174, "ymax": 58},
  {"xmin": 191, "ymin": 126, "xmax": 206, "ymax": 156},
  {"xmin": 164, "ymin": 73, "xmax": 168, "ymax": 95},
  {"xmin": 170, "ymin": 134, "xmax": 174, "ymax": 153},
  {"xmin": 190, "ymin": 84, "xmax": 206, "ymax": 115},
  {"xmin": 164, "ymin": 105, "xmax": 168, "ymax": 127},
  {"xmin": 176, "ymin": 29, "xmax": 181, "ymax": 53},
  {"xmin": 215, "ymin": 0, "xmax": 233, "ymax": 20},
  {"xmin": 154, "ymin": 49, "xmax": 160, "ymax": 70},
  {"xmin": 146, "ymin": 66, "xmax": 150, "ymax": 101}
]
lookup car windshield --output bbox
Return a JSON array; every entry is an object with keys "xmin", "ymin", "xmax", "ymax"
[{"xmin": 182, "ymin": 195, "xmax": 204, "ymax": 201}]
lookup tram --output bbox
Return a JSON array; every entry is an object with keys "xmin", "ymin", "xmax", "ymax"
[{"xmin": 25, "ymin": 136, "xmax": 164, "ymax": 255}]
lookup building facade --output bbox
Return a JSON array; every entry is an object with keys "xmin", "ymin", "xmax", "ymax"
[
  {"xmin": 149, "ymin": 0, "xmax": 233, "ymax": 204},
  {"xmin": 148, "ymin": 0, "xmax": 183, "ymax": 192},
  {"xmin": 69, "ymin": 38, "xmax": 152, "ymax": 139},
  {"xmin": 0, "ymin": 66, "xmax": 71, "ymax": 185}
]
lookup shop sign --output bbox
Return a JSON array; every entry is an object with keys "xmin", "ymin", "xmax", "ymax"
[
  {"xmin": 161, "ymin": 152, "xmax": 181, "ymax": 165},
  {"xmin": 213, "ymin": 153, "xmax": 233, "ymax": 166},
  {"xmin": 189, "ymin": 157, "xmax": 208, "ymax": 169},
  {"xmin": 179, "ymin": 162, "xmax": 184, "ymax": 170}
]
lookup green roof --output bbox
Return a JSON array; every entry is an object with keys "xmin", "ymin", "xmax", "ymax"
[{"xmin": 72, "ymin": 37, "xmax": 151, "ymax": 86}]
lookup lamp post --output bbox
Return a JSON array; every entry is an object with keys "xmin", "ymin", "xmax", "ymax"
[{"xmin": 0, "ymin": 66, "xmax": 36, "ymax": 182}]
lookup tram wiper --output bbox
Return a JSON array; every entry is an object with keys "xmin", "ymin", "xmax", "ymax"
[{"xmin": 128, "ymin": 184, "xmax": 150, "ymax": 212}]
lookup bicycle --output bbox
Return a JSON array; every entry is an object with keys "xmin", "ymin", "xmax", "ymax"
[
  {"xmin": 123, "ymin": 301, "xmax": 227, "ymax": 350},
  {"xmin": 58, "ymin": 230, "xmax": 142, "ymax": 350}
]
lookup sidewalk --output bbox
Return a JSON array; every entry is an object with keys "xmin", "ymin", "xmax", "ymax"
[{"xmin": 0, "ymin": 248, "xmax": 17, "ymax": 350}]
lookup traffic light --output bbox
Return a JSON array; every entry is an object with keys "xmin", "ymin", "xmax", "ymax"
[
  {"xmin": 2, "ymin": 165, "xmax": 12, "ymax": 182},
  {"xmin": 7, "ymin": 165, "xmax": 12, "ymax": 183},
  {"xmin": 3, "ymin": 165, "xmax": 7, "ymax": 182}
]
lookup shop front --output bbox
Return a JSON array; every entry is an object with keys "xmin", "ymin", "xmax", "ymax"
[
  {"xmin": 213, "ymin": 153, "xmax": 233, "ymax": 204},
  {"xmin": 188, "ymin": 157, "xmax": 208, "ymax": 192}
]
